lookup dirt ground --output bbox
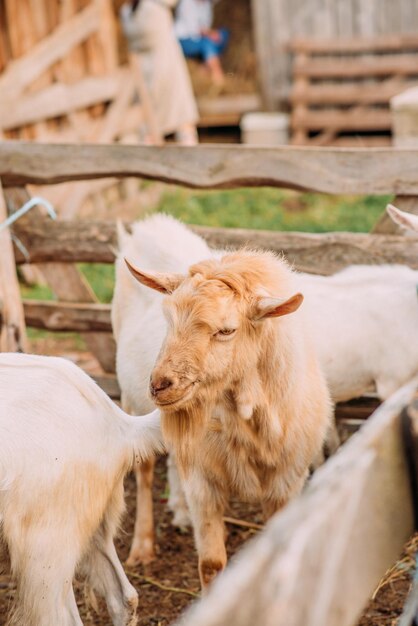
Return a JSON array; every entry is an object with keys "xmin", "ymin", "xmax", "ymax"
[
  {"xmin": 2, "ymin": 453, "xmax": 415, "ymax": 626},
  {"xmin": 0, "ymin": 456, "xmax": 261, "ymax": 626},
  {"xmin": 0, "ymin": 399, "xmax": 416, "ymax": 626},
  {"xmin": 0, "ymin": 341, "xmax": 416, "ymax": 625}
]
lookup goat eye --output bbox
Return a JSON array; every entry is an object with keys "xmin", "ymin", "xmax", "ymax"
[{"xmin": 215, "ymin": 328, "xmax": 236, "ymax": 338}]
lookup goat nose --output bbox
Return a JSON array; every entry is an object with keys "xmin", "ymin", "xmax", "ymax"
[{"xmin": 150, "ymin": 376, "xmax": 173, "ymax": 396}]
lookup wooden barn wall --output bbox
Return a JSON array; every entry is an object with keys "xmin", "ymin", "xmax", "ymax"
[{"xmin": 251, "ymin": 0, "xmax": 418, "ymax": 109}]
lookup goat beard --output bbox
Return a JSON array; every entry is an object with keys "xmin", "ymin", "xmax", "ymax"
[{"xmin": 161, "ymin": 401, "xmax": 209, "ymax": 474}]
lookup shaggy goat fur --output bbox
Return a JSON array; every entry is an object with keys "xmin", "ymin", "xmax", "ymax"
[
  {"xmin": 0, "ymin": 353, "xmax": 163, "ymax": 626},
  {"xmin": 113, "ymin": 216, "xmax": 331, "ymax": 586}
]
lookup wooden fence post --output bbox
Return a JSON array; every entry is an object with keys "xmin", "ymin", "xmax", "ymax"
[{"xmin": 0, "ymin": 179, "xmax": 27, "ymax": 352}]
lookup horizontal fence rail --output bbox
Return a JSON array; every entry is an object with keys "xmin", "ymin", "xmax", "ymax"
[
  {"xmin": 20, "ymin": 300, "xmax": 112, "ymax": 333},
  {"xmin": 3, "ymin": 142, "xmax": 418, "ymax": 194},
  {"xmin": 11, "ymin": 218, "xmax": 418, "ymax": 274}
]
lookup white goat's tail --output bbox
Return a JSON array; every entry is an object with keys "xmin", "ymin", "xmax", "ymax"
[{"xmin": 126, "ymin": 409, "xmax": 165, "ymax": 465}]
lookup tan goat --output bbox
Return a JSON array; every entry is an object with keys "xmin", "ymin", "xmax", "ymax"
[{"xmin": 125, "ymin": 248, "xmax": 332, "ymax": 588}]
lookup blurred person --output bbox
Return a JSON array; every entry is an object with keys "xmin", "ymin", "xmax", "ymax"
[
  {"xmin": 120, "ymin": 0, "xmax": 199, "ymax": 145},
  {"xmin": 175, "ymin": 0, "xmax": 229, "ymax": 87}
]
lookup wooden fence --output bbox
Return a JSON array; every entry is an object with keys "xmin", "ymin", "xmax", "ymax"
[
  {"xmin": 2, "ymin": 141, "xmax": 418, "ymax": 369},
  {"xmin": 289, "ymin": 35, "xmax": 418, "ymax": 146},
  {"xmin": 0, "ymin": 141, "xmax": 417, "ymax": 624}
]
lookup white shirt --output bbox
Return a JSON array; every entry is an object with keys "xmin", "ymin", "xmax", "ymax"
[{"xmin": 175, "ymin": 0, "xmax": 216, "ymax": 39}]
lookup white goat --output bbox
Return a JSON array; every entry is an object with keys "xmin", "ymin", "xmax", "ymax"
[
  {"xmin": 299, "ymin": 263, "xmax": 418, "ymax": 402},
  {"xmin": 0, "ymin": 353, "xmax": 163, "ymax": 626},
  {"xmin": 112, "ymin": 213, "xmax": 418, "ymax": 573},
  {"xmin": 301, "ymin": 203, "xmax": 418, "ymax": 403},
  {"xmin": 112, "ymin": 216, "xmax": 214, "ymax": 566}
]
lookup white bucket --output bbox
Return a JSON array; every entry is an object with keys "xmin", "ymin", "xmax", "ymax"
[
  {"xmin": 240, "ymin": 112, "xmax": 289, "ymax": 145},
  {"xmin": 391, "ymin": 86, "xmax": 418, "ymax": 147}
]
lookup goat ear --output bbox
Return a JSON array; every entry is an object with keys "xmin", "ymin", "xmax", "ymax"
[
  {"xmin": 252, "ymin": 293, "xmax": 304, "ymax": 321},
  {"xmin": 124, "ymin": 258, "xmax": 184, "ymax": 294},
  {"xmin": 386, "ymin": 204, "xmax": 418, "ymax": 233}
]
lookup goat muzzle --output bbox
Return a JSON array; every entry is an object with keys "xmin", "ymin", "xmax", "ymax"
[{"xmin": 150, "ymin": 376, "xmax": 173, "ymax": 397}]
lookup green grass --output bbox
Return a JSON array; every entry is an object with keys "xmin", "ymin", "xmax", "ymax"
[
  {"xmin": 21, "ymin": 188, "xmax": 392, "ymax": 306},
  {"xmin": 20, "ymin": 282, "xmax": 54, "ymax": 301},
  {"xmin": 156, "ymin": 187, "xmax": 391, "ymax": 233},
  {"xmin": 20, "ymin": 264, "xmax": 115, "ymax": 304},
  {"xmin": 79, "ymin": 263, "xmax": 115, "ymax": 304}
]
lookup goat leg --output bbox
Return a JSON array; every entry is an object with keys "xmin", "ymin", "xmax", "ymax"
[
  {"xmin": 127, "ymin": 457, "xmax": 156, "ymax": 566},
  {"xmin": 82, "ymin": 523, "xmax": 138, "ymax": 626},
  {"xmin": 167, "ymin": 451, "xmax": 191, "ymax": 528},
  {"xmin": 184, "ymin": 476, "xmax": 227, "ymax": 589}
]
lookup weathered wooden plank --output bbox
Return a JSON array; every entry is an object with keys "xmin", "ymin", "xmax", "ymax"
[
  {"xmin": 4, "ymin": 143, "xmax": 418, "ymax": 194},
  {"xmin": 0, "ymin": 70, "xmax": 126, "ymax": 130},
  {"xmin": 21, "ymin": 299, "xmax": 112, "ymax": 332},
  {"xmin": 11, "ymin": 218, "xmax": 418, "ymax": 274},
  {"xmin": 335, "ymin": 0, "xmax": 354, "ymax": 39},
  {"xmin": 291, "ymin": 108, "xmax": 392, "ymax": 131},
  {"xmin": 294, "ymin": 54, "xmax": 418, "ymax": 79},
  {"xmin": 291, "ymin": 53, "xmax": 310, "ymax": 145},
  {"xmin": 314, "ymin": 136, "xmax": 392, "ymax": 148},
  {"xmin": 178, "ymin": 381, "xmax": 417, "ymax": 626},
  {"xmin": 197, "ymin": 94, "xmax": 262, "ymax": 117},
  {"xmin": 0, "ymin": 3, "xmax": 99, "ymax": 100},
  {"xmin": 250, "ymin": 0, "xmax": 277, "ymax": 109},
  {"xmin": 0, "ymin": 180, "xmax": 27, "ymax": 352},
  {"xmin": 289, "ymin": 34, "xmax": 418, "ymax": 53},
  {"xmin": 198, "ymin": 113, "xmax": 244, "ymax": 127},
  {"xmin": 94, "ymin": 0, "xmax": 118, "ymax": 75},
  {"xmin": 290, "ymin": 80, "xmax": 417, "ymax": 106},
  {"xmin": 194, "ymin": 226, "xmax": 418, "ymax": 273},
  {"xmin": 334, "ymin": 397, "xmax": 381, "ymax": 421}
]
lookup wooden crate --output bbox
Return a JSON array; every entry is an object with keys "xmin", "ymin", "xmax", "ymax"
[
  {"xmin": 289, "ymin": 35, "xmax": 418, "ymax": 146},
  {"xmin": 251, "ymin": 0, "xmax": 418, "ymax": 110}
]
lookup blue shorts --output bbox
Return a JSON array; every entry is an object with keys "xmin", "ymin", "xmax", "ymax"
[{"xmin": 179, "ymin": 28, "xmax": 229, "ymax": 62}]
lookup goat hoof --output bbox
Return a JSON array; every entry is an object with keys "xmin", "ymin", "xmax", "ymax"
[
  {"xmin": 199, "ymin": 559, "xmax": 224, "ymax": 589},
  {"xmin": 125, "ymin": 594, "xmax": 139, "ymax": 626},
  {"xmin": 126, "ymin": 538, "xmax": 155, "ymax": 567}
]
